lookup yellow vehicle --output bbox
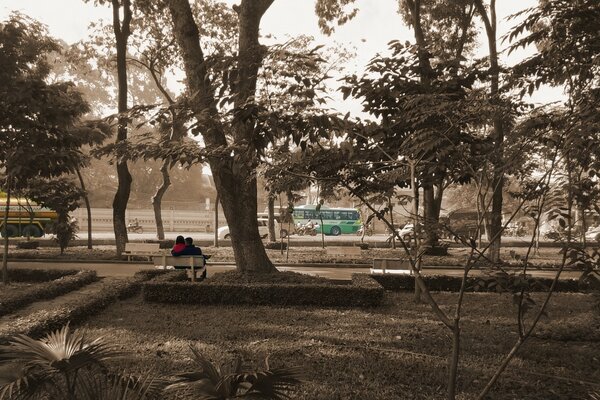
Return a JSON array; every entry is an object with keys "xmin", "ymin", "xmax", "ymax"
[{"xmin": 0, "ymin": 197, "xmax": 58, "ymax": 238}]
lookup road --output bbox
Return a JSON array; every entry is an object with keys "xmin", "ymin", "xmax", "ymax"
[{"xmin": 7, "ymin": 260, "xmax": 581, "ymax": 281}]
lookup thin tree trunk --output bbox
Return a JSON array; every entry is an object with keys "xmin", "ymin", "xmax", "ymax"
[
  {"xmin": 267, "ymin": 193, "xmax": 276, "ymax": 242},
  {"xmin": 111, "ymin": 0, "xmax": 133, "ymax": 256},
  {"xmin": 474, "ymin": 0, "xmax": 503, "ymax": 262},
  {"xmin": 214, "ymin": 192, "xmax": 219, "ymax": 247},
  {"xmin": 152, "ymin": 160, "xmax": 171, "ymax": 240},
  {"xmin": 75, "ymin": 168, "xmax": 93, "ymax": 249},
  {"xmin": 2, "ymin": 178, "xmax": 12, "ymax": 285},
  {"xmin": 410, "ymin": 161, "xmax": 422, "ymax": 303}
]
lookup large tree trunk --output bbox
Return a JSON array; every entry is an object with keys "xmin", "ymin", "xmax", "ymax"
[
  {"xmin": 152, "ymin": 160, "xmax": 171, "ymax": 240},
  {"xmin": 474, "ymin": 0, "xmax": 504, "ymax": 262},
  {"xmin": 168, "ymin": 0, "xmax": 276, "ymax": 273},
  {"xmin": 75, "ymin": 168, "xmax": 93, "ymax": 249},
  {"xmin": 111, "ymin": 0, "xmax": 133, "ymax": 256}
]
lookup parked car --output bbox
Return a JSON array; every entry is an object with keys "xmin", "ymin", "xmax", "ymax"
[
  {"xmin": 387, "ymin": 223, "xmax": 417, "ymax": 243},
  {"xmin": 585, "ymin": 226, "xmax": 600, "ymax": 242},
  {"xmin": 217, "ymin": 218, "xmax": 280, "ymax": 240}
]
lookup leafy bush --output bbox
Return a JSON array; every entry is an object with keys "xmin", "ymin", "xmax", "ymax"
[
  {"xmin": 208, "ymin": 270, "xmax": 330, "ymax": 285},
  {"xmin": 167, "ymin": 345, "xmax": 305, "ymax": 399},
  {"xmin": 7, "ymin": 268, "xmax": 80, "ymax": 282},
  {"xmin": 53, "ymin": 218, "xmax": 78, "ymax": 254},
  {"xmin": 371, "ymin": 273, "xmax": 584, "ymax": 292},
  {"xmin": 0, "ymin": 270, "xmax": 97, "ymax": 317},
  {"xmin": 0, "ymin": 324, "xmax": 166, "ymax": 400},
  {"xmin": 142, "ymin": 273, "xmax": 383, "ymax": 307},
  {"xmin": 16, "ymin": 241, "xmax": 39, "ymax": 249},
  {"xmin": 264, "ymin": 241, "xmax": 287, "ymax": 250},
  {"xmin": 0, "ymin": 277, "xmax": 143, "ymax": 341}
]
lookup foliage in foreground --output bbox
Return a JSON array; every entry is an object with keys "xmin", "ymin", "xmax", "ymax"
[
  {"xmin": 0, "ymin": 324, "xmax": 167, "ymax": 400},
  {"xmin": 167, "ymin": 345, "xmax": 305, "ymax": 400},
  {"xmin": 0, "ymin": 324, "xmax": 305, "ymax": 400}
]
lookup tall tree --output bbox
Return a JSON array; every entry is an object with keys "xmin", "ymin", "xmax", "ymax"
[
  {"xmin": 0, "ymin": 13, "xmax": 91, "ymax": 283},
  {"xmin": 168, "ymin": 0, "xmax": 277, "ymax": 273},
  {"xmin": 110, "ymin": 0, "xmax": 133, "ymax": 255},
  {"xmin": 472, "ymin": 0, "xmax": 505, "ymax": 262}
]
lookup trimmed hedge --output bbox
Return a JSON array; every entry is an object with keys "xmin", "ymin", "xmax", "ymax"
[
  {"xmin": 0, "ymin": 270, "xmax": 98, "ymax": 317},
  {"xmin": 8, "ymin": 268, "xmax": 80, "ymax": 283},
  {"xmin": 371, "ymin": 273, "xmax": 585, "ymax": 292},
  {"xmin": 0, "ymin": 269, "xmax": 171, "ymax": 343},
  {"xmin": 142, "ymin": 273, "xmax": 383, "ymax": 307}
]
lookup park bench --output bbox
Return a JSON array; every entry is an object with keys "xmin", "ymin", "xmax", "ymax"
[
  {"xmin": 152, "ymin": 255, "xmax": 206, "ymax": 282},
  {"xmin": 371, "ymin": 258, "xmax": 411, "ymax": 274},
  {"xmin": 325, "ymin": 246, "xmax": 362, "ymax": 256},
  {"xmin": 123, "ymin": 243, "xmax": 162, "ymax": 261}
]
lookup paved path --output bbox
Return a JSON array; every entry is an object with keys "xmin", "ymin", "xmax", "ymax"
[{"xmin": 6, "ymin": 260, "xmax": 582, "ymax": 281}]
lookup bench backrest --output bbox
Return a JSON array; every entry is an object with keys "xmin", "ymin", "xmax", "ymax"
[
  {"xmin": 125, "ymin": 243, "xmax": 161, "ymax": 253},
  {"xmin": 152, "ymin": 255, "xmax": 205, "ymax": 267},
  {"xmin": 372, "ymin": 258, "xmax": 409, "ymax": 270}
]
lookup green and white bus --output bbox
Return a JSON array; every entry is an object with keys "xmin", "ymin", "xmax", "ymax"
[{"xmin": 292, "ymin": 204, "xmax": 361, "ymax": 236}]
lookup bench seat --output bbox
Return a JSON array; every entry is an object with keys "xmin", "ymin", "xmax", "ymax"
[{"xmin": 152, "ymin": 255, "xmax": 206, "ymax": 282}]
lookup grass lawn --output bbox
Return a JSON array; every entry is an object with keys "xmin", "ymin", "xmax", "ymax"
[{"xmin": 82, "ymin": 290, "xmax": 600, "ymax": 399}]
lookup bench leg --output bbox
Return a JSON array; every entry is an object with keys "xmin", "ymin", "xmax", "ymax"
[{"xmin": 190, "ymin": 258, "xmax": 195, "ymax": 283}]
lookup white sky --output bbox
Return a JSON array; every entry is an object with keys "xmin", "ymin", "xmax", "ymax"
[{"xmin": 1, "ymin": 0, "xmax": 563, "ymax": 113}]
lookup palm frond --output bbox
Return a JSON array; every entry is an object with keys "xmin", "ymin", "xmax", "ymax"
[
  {"xmin": 245, "ymin": 364, "xmax": 306, "ymax": 400},
  {"xmin": 76, "ymin": 370, "xmax": 168, "ymax": 400}
]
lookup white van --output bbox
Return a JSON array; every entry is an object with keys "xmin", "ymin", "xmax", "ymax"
[{"xmin": 217, "ymin": 218, "xmax": 280, "ymax": 240}]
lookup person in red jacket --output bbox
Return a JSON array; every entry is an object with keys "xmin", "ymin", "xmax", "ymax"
[{"xmin": 171, "ymin": 235, "xmax": 186, "ymax": 255}]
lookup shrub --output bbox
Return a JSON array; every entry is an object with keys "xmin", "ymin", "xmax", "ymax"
[
  {"xmin": 8, "ymin": 268, "xmax": 80, "ymax": 283},
  {"xmin": 0, "ymin": 324, "xmax": 166, "ymax": 399},
  {"xmin": 16, "ymin": 241, "xmax": 39, "ymax": 249},
  {"xmin": 208, "ymin": 270, "xmax": 330, "ymax": 285},
  {"xmin": 142, "ymin": 273, "xmax": 383, "ymax": 307},
  {"xmin": 264, "ymin": 241, "xmax": 287, "ymax": 250},
  {"xmin": 0, "ymin": 270, "xmax": 97, "ymax": 317},
  {"xmin": 371, "ymin": 273, "xmax": 585, "ymax": 292}
]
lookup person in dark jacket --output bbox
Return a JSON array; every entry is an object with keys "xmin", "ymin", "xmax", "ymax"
[
  {"xmin": 172, "ymin": 237, "xmax": 206, "ymax": 280},
  {"xmin": 172, "ymin": 237, "xmax": 203, "ymax": 256}
]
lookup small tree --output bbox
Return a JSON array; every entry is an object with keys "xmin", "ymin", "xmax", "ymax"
[
  {"xmin": 0, "ymin": 13, "xmax": 91, "ymax": 283},
  {"xmin": 24, "ymin": 178, "xmax": 84, "ymax": 254}
]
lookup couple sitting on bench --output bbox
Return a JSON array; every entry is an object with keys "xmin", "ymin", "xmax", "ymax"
[{"xmin": 171, "ymin": 236, "xmax": 208, "ymax": 280}]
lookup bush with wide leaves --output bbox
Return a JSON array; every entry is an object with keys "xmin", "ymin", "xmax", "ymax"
[{"xmin": 0, "ymin": 324, "xmax": 166, "ymax": 400}]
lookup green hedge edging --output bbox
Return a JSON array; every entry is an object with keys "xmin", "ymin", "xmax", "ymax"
[
  {"xmin": 0, "ymin": 270, "xmax": 168, "ymax": 343},
  {"xmin": 8, "ymin": 268, "xmax": 80, "ymax": 283},
  {"xmin": 371, "ymin": 274, "xmax": 585, "ymax": 292},
  {"xmin": 142, "ymin": 273, "xmax": 383, "ymax": 307},
  {"xmin": 0, "ymin": 270, "xmax": 98, "ymax": 317}
]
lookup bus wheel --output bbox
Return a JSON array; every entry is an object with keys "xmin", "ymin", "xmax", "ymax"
[
  {"xmin": 280, "ymin": 229, "xmax": 288, "ymax": 238},
  {"xmin": 1, "ymin": 224, "xmax": 18, "ymax": 238},
  {"xmin": 23, "ymin": 224, "xmax": 43, "ymax": 238},
  {"xmin": 330, "ymin": 226, "xmax": 342, "ymax": 236}
]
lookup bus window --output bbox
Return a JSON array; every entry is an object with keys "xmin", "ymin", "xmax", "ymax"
[{"xmin": 321, "ymin": 211, "xmax": 333, "ymax": 220}]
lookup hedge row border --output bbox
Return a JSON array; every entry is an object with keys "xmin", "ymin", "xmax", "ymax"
[
  {"xmin": 371, "ymin": 273, "xmax": 591, "ymax": 292},
  {"xmin": 0, "ymin": 270, "xmax": 98, "ymax": 317},
  {"xmin": 142, "ymin": 273, "xmax": 384, "ymax": 307},
  {"xmin": 0, "ymin": 269, "xmax": 164, "ymax": 343},
  {"xmin": 7, "ymin": 268, "xmax": 81, "ymax": 283}
]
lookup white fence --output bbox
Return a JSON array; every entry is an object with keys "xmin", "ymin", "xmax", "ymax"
[{"xmin": 73, "ymin": 208, "xmax": 217, "ymax": 232}]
